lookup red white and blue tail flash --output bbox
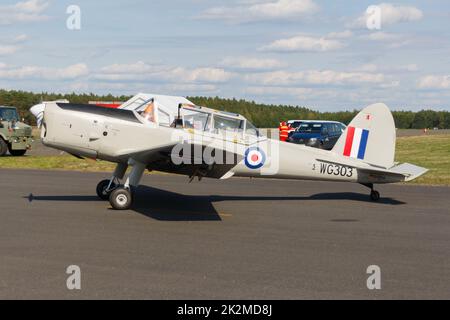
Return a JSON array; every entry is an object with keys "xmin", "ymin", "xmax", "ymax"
[{"xmin": 343, "ymin": 127, "xmax": 370, "ymax": 160}]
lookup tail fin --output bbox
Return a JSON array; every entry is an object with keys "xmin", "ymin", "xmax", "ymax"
[{"xmin": 332, "ymin": 103, "xmax": 396, "ymax": 169}]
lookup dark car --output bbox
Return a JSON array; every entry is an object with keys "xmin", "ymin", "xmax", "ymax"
[{"xmin": 287, "ymin": 121, "xmax": 346, "ymax": 150}]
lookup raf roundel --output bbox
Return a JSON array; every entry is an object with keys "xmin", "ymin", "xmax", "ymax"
[{"xmin": 244, "ymin": 147, "xmax": 266, "ymax": 170}]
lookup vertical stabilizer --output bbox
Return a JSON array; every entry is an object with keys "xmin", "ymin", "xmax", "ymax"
[{"xmin": 332, "ymin": 103, "xmax": 396, "ymax": 169}]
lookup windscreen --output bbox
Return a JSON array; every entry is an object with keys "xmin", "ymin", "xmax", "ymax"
[
  {"xmin": 290, "ymin": 121, "xmax": 303, "ymax": 129},
  {"xmin": 0, "ymin": 108, "xmax": 19, "ymax": 122},
  {"xmin": 298, "ymin": 123, "xmax": 323, "ymax": 133},
  {"xmin": 245, "ymin": 121, "xmax": 260, "ymax": 137},
  {"xmin": 213, "ymin": 115, "xmax": 244, "ymax": 134},
  {"xmin": 184, "ymin": 111, "xmax": 211, "ymax": 131}
]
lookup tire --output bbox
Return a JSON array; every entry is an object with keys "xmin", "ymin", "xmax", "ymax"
[
  {"xmin": 109, "ymin": 187, "xmax": 133, "ymax": 210},
  {"xmin": 9, "ymin": 148, "xmax": 27, "ymax": 156},
  {"xmin": 0, "ymin": 139, "xmax": 7, "ymax": 156},
  {"xmin": 96, "ymin": 179, "xmax": 117, "ymax": 200},
  {"xmin": 370, "ymin": 190, "xmax": 381, "ymax": 202}
]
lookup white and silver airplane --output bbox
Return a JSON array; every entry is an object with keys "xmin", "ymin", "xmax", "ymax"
[{"xmin": 30, "ymin": 97, "xmax": 428, "ymax": 210}]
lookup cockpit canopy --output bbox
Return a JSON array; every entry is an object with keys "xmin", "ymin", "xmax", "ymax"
[{"xmin": 135, "ymin": 99, "xmax": 262, "ymax": 138}]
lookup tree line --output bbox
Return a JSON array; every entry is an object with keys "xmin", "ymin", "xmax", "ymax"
[{"xmin": 0, "ymin": 89, "xmax": 448, "ymax": 129}]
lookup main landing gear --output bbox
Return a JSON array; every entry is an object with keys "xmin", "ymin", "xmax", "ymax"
[
  {"xmin": 361, "ymin": 183, "xmax": 381, "ymax": 202},
  {"xmin": 96, "ymin": 179, "xmax": 118, "ymax": 200},
  {"xmin": 109, "ymin": 187, "xmax": 133, "ymax": 210},
  {"xmin": 96, "ymin": 160, "xmax": 146, "ymax": 210}
]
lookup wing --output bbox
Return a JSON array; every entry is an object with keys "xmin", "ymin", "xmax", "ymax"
[{"xmin": 116, "ymin": 142, "xmax": 244, "ymax": 180}]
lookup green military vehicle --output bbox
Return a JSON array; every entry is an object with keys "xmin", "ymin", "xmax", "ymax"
[{"xmin": 0, "ymin": 106, "xmax": 33, "ymax": 156}]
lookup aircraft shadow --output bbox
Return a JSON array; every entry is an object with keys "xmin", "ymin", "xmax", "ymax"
[
  {"xmin": 27, "ymin": 195, "xmax": 99, "ymax": 202},
  {"xmin": 25, "ymin": 185, "xmax": 405, "ymax": 222}
]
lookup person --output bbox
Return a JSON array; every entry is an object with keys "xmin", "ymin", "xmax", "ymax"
[
  {"xmin": 279, "ymin": 121, "xmax": 289, "ymax": 142},
  {"xmin": 142, "ymin": 102, "xmax": 155, "ymax": 123}
]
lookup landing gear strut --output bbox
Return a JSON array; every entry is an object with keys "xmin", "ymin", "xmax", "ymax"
[
  {"xmin": 362, "ymin": 183, "xmax": 381, "ymax": 202},
  {"xmin": 96, "ymin": 179, "xmax": 118, "ymax": 200},
  {"xmin": 103, "ymin": 159, "xmax": 146, "ymax": 210},
  {"xmin": 96, "ymin": 163, "xmax": 128, "ymax": 200}
]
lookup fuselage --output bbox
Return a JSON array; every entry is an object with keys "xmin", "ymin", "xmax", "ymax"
[{"xmin": 41, "ymin": 102, "xmax": 403, "ymax": 185}]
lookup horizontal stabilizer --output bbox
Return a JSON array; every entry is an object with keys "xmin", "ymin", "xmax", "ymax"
[
  {"xmin": 388, "ymin": 163, "xmax": 429, "ymax": 182},
  {"xmin": 317, "ymin": 158, "xmax": 428, "ymax": 183}
]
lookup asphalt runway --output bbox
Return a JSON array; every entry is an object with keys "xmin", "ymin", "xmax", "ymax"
[{"xmin": 0, "ymin": 169, "xmax": 449, "ymax": 299}]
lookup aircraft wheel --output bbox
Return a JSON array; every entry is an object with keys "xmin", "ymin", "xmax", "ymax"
[
  {"xmin": 109, "ymin": 187, "xmax": 133, "ymax": 210},
  {"xmin": 96, "ymin": 179, "xmax": 117, "ymax": 200},
  {"xmin": 370, "ymin": 190, "xmax": 381, "ymax": 202}
]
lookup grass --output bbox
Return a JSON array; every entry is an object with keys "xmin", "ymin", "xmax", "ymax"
[
  {"xmin": 0, "ymin": 135, "xmax": 449, "ymax": 186},
  {"xmin": 396, "ymin": 134, "xmax": 450, "ymax": 186},
  {"xmin": 0, "ymin": 155, "xmax": 117, "ymax": 172}
]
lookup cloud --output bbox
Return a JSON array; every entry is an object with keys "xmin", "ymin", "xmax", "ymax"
[
  {"xmin": 197, "ymin": 0, "xmax": 319, "ymax": 23},
  {"xmin": 352, "ymin": 3, "xmax": 423, "ymax": 28},
  {"xmin": 360, "ymin": 31, "xmax": 413, "ymax": 48},
  {"xmin": 260, "ymin": 35, "xmax": 345, "ymax": 52},
  {"xmin": 356, "ymin": 64, "xmax": 379, "ymax": 73},
  {"xmin": 220, "ymin": 57, "xmax": 285, "ymax": 71},
  {"xmin": 399, "ymin": 64, "xmax": 419, "ymax": 72},
  {"xmin": 0, "ymin": 63, "xmax": 89, "ymax": 80},
  {"xmin": 170, "ymin": 67, "xmax": 234, "ymax": 83},
  {"xmin": 304, "ymin": 70, "xmax": 385, "ymax": 85},
  {"xmin": 356, "ymin": 63, "xmax": 418, "ymax": 73},
  {"xmin": 327, "ymin": 30, "xmax": 353, "ymax": 39},
  {"xmin": 95, "ymin": 61, "xmax": 234, "ymax": 84},
  {"xmin": 12, "ymin": 34, "xmax": 29, "ymax": 43},
  {"xmin": 0, "ymin": 45, "xmax": 20, "ymax": 56},
  {"xmin": 418, "ymin": 75, "xmax": 450, "ymax": 90},
  {"xmin": 98, "ymin": 83, "xmax": 219, "ymax": 95},
  {"xmin": 100, "ymin": 61, "xmax": 166, "ymax": 75},
  {"xmin": 363, "ymin": 31, "xmax": 402, "ymax": 41},
  {"xmin": 245, "ymin": 86, "xmax": 312, "ymax": 97},
  {"xmin": 0, "ymin": 0, "xmax": 50, "ymax": 25},
  {"xmin": 245, "ymin": 70, "xmax": 385, "ymax": 86},
  {"xmin": 164, "ymin": 84, "xmax": 218, "ymax": 93},
  {"xmin": 0, "ymin": 34, "xmax": 30, "ymax": 55}
]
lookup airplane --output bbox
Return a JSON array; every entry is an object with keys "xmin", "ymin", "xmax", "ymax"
[{"xmin": 30, "ymin": 98, "xmax": 428, "ymax": 210}]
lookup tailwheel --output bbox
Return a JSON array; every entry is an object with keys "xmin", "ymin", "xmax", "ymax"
[
  {"xmin": 370, "ymin": 190, "xmax": 381, "ymax": 202},
  {"xmin": 361, "ymin": 183, "xmax": 381, "ymax": 202},
  {"xmin": 109, "ymin": 187, "xmax": 133, "ymax": 210},
  {"xmin": 96, "ymin": 179, "xmax": 117, "ymax": 200}
]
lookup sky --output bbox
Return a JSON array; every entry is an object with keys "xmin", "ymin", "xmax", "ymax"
[{"xmin": 0, "ymin": 0, "xmax": 449, "ymax": 111}]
